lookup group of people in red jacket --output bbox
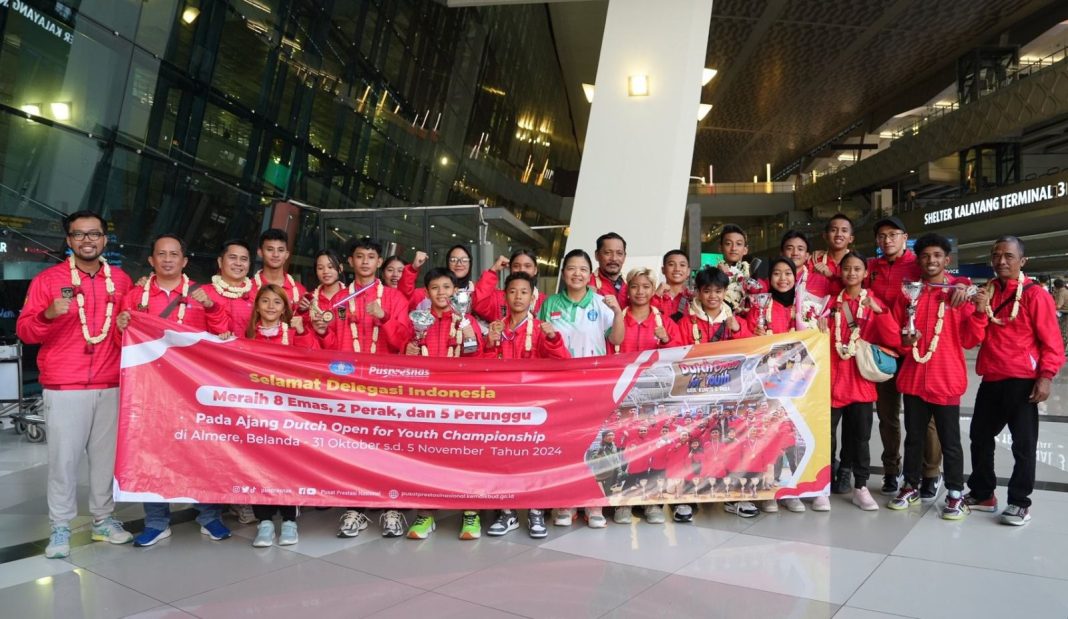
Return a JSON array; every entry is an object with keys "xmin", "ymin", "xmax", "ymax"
[{"xmin": 15, "ymin": 207, "xmax": 1064, "ymax": 560}]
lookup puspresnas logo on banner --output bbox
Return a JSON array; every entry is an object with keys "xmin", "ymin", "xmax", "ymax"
[{"xmin": 367, "ymin": 365, "xmax": 430, "ymax": 379}]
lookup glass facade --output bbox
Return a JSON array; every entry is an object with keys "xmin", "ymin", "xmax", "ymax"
[{"xmin": 0, "ymin": 0, "xmax": 582, "ymax": 322}]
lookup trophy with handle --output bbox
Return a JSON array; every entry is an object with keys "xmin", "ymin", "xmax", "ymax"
[
  {"xmin": 450, "ymin": 289, "xmax": 477, "ymax": 353},
  {"xmin": 901, "ymin": 280, "xmax": 924, "ymax": 335},
  {"xmin": 752, "ymin": 292, "xmax": 772, "ymax": 332},
  {"xmin": 409, "ymin": 309, "xmax": 435, "ymax": 355}
]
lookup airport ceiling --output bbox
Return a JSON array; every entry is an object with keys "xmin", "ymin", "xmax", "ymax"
[{"xmin": 696, "ymin": 0, "xmax": 1066, "ymax": 182}]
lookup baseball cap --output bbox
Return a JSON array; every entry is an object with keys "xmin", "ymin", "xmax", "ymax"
[{"xmin": 873, "ymin": 216, "xmax": 906, "ymax": 235}]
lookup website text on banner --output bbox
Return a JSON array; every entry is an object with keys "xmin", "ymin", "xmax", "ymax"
[{"xmin": 115, "ymin": 314, "xmax": 830, "ymax": 509}]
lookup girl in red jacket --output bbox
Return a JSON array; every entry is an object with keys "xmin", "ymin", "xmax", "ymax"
[
  {"xmin": 828, "ymin": 252, "xmax": 899, "ymax": 511},
  {"xmin": 679, "ymin": 268, "xmax": 751, "ymax": 345},
  {"xmin": 244, "ymin": 284, "xmax": 316, "ymax": 549},
  {"xmin": 610, "ymin": 268, "xmax": 681, "ymax": 354},
  {"xmin": 748, "ymin": 258, "xmax": 800, "ymax": 336}
]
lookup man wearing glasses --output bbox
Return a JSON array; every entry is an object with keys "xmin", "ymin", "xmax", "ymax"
[{"xmin": 16, "ymin": 211, "xmax": 135, "ymax": 558}]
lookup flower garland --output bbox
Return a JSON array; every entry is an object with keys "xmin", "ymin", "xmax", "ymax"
[
  {"xmin": 764, "ymin": 300, "xmax": 796, "ymax": 335},
  {"xmin": 722, "ymin": 261, "xmax": 750, "ymax": 311},
  {"xmin": 912, "ymin": 292, "xmax": 946, "ymax": 364},
  {"xmin": 499, "ymin": 312, "xmax": 533, "ymax": 356},
  {"xmin": 348, "ymin": 280, "xmax": 384, "ymax": 353},
  {"xmin": 210, "ymin": 275, "xmax": 251, "ymax": 299},
  {"xmin": 257, "ymin": 321, "xmax": 289, "ymax": 345},
  {"xmin": 985, "ymin": 270, "xmax": 1025, "ymax": 325},
  {"xmin": 614, "ymin": 306, "xmax": 663, "ymax": 354},
  {"xmin": 689, "ymin": 299, "xmax": 731, "ymax": 343},
  {"xmin": 68, "ymin": 256, "xmax": 116, "ymax": 345},
  {"xmin": 833, "ymin": 289, "xmax": 866, "ymax": 360},
  {"xmin": 422, "ymin": 312, "xmax": 463, "ymax": 357},
  {"xmin": 140, "ymin": 273, "xmax": 190, "ymax": 324},
  {"xmin": 254, "ymin": 271, "xmax": 299, "ymax": 303}
]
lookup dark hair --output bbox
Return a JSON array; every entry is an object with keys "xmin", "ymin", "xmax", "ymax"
[
  {"xmin": 662, "ymin": 249, "xmax": 688, "ymax": 265},
  {"xmin": 259, "ymin": 228, "xmax": 288, "ymax": 248},
  {"xmin": 1054, "ymin": 279, "xmax": 1065, "ymax": 289},
  {"xmin": 825, "ymin": 213, "xmax": 854, "ymax": 232},
  {"xmin": 719, "ymin": 224, "xmax": 746, "ymax": 245},
  {"xmin": 381, "ymin": 255, "xmax": 405, "ymax": 271},
  {"xmin": 63, "ymin": 210, "xmax": 107, "ymax": 234},
  {"xmin": 423, "ymin": 266, "xmax": 457, "ymax": 288},
  {"xmin": 348, "ymin": 237, "xmax": 382, "ymax": 257},
  {"xmin": 780, "ymin": 230, "xmax": 810, "ymax": 253},
  {"xmin": 151, "ymin": 233, "xmax": 187, "ymax": 256},
  {"xmin": 694, "ymin": 267, "xmax": 730, "ymax": 290},
  {"xmin": 509, "ymin": 248, "xmax": 538, "ymax": 269},
  {"xmin": 839, "ymin": 250, "xmax": 867, "ymax": 270},
  {"xmin": 504, "ymin": 271, "xmax": 536, "ymax": 290},
  {"xmin": 246, "ymin": 284, "xmax": 292, "ymax": 339},
  {"xmin": 313, "ymin": 249, "xmax": 344, "ymax": 281},
  {"xmin": 219, "ymin": 238, "xmax": 251, "ymax": 256},
  {"xmin": 445, "ymin": 244, "xmax": 473, "ymax": 287},
  {"xmin": 768, "ymin": 256, "xmax": 797, "ymax": 280},
  {"xmin": 563, "ymin": 248, "xmax": 593, "ymax": 271},
  {"xmin": 913, "ymin": 233, "xmax": 951, "ymax": 256},
  {"xmin": 993, "ymin": 235, "xmax": 1025, "ymax": 256},
  {"xmin": 595, "ymin": 232, "xmax": 627, "ymax": 252}
]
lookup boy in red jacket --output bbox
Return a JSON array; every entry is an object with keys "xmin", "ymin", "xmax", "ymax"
[
  {"xmin": 17, "ymin": 211, "xmax": 134, "ymax": 558},
  {"xmin": 483, "ymin": 273, "xmax": 568, "ymax": 360},
  {"xmin": 966, "ymin": 236, "xmax": 1065, "ymax": 525},
  {"xmin": 252, "ymin": 228, "xmax": 306, "ymax": 305},
  {"xmin": 886, "ymin": 234, "xmax": 990, "ymax": 519}
]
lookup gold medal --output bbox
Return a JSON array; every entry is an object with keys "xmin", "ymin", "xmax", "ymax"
[{"xmin": 321, "ymin": 310, "xmax": 334, "ymax": 323}]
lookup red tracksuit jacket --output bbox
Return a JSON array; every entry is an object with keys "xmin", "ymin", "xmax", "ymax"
[
  {"xmin": 472, "ymin": 269, "xmax": 546, "ymax": 323},
  {"xmin": 251, "ymin": 271, "xmax": 307, "ymax": 306},
  {"xmin": 650, "ymin": 289, "xmax": 693, "ymax": 319},
  {"xmin": 481, "ymin": 315, "xmax": 569, "ymax": 360},
  {"xmin": 678, "ymin": 310, "xmax": 752, "ymax": 345},
  {"xmin": 202, "ymin": 280, "xmax": 254, "ymax": 335},
  {"xmin": 323, "ymin": 280, "xmax": 412, "ymax": 354},
  {"xmin": 892, "ymin": 286, "xmax": 988, "ymax": 405},
  {"xmin": 17, "ymin": 261, "xmax": 133, "ymax": 389},
  {"xmin": 245, "ymin": 324, "xmax": 321, "ymax": 349},
  {"xmin": 411, "ymin": 309, "xmax": 483, "ymax": 357},
  {"xmin": 609, "ymin": 308, "xmax": 681, "ymax": 354},
  {"xmin": 745, "ymin": 298, "xmax": 796, "ymax": 334},
  {"xmin": 799, "ymin": 259, "xmax": 840, "ymax": 298},
  {"xmin": 865, "ymin": 250, "xmax": 921, "ymax": 305},
  {"xmin": 120, "ymin": 277, "xmax": 229, "ymax": 334},
  {"xmin": 976, "ymin": 276, "xmax": 1065, "ymax": 381},
  {"xmin": 828, "ymin": 291, "xmax": 900, "ymax": 408},
  {"xmin": 591, "ymin": 270, "xmax": 628, "ymax": 308}
]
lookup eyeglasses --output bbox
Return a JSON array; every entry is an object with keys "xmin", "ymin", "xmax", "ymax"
[
  {"xmin": 447, "ymin": 257, "xmax": 470, "ymax": 265},
  {"xmin": 875, "ymin": 232, "xmax": 904, "ymax": 242},
  {"xmin": 68, "ymin": 231, "xmax": 105, "ymax": 241}
]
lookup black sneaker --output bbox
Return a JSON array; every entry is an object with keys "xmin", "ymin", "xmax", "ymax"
[
  {"xmin": 919, "ymin": 475, "xmax": 942, "ymax": 502},
  {"xmin": 832, "ymin": 468, "xmax": 852, "ymax": 494},
  {"xmin": 880, "ymin": 475, "xmax": 899, "ymax": 496}
]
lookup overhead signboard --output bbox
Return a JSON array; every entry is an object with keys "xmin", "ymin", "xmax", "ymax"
[{"xmin": 923, "ymin": 180, "xmax": 1068, "ymax": 226}]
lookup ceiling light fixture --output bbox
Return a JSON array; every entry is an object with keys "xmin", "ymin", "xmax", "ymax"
[
  {"xmin": 181, "ymin": 7, "xmax": 200, "ymax": 24},
  {"xmin": 701, "ymin": 68, "xmax": 718, "ymax": 85},
  {"xmin": 20, "ymin": 104, "xmax": 41, "ymax": 118},
  {"xmin": 50, "ymin": 102, "xmax": 71, "ymax": 121},
  {"xmin": 697, "ymin": 103, "xmax": 712, "ymax": 121},
  {"xmin": 627, "ymin": 74, "xmax": 649, "ymax": 97},
  {"xmin": 582, "ymin": 83, "xmax": 595, "ymax": 103}
]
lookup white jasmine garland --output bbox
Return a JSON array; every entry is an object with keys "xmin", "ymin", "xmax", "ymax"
[{"xmin": 68, "ymin": 256, "xmax": 116, "ymax": 345}]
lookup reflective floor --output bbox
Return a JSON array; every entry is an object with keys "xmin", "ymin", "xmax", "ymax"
[{"xmin": 1, "ymin": 356, "xmax": 1066, "ymax": 618}]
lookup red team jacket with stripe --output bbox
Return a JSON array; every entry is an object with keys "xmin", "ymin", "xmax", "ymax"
[
  {"xmin": 977, "ymin": 276, "xmax": 1065, "ymax": 381},
  {"xmin": 828, "ymin": 292, "xmax": 900, "ymax": 408},
  {"xmin": 609, "ymin": 309, "xmax": 681, "ymax": 354}
]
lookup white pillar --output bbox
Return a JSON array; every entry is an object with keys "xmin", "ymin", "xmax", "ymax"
[{"xmin": 565, "ymin": 0, "xmax": 713, "ymax": 272}]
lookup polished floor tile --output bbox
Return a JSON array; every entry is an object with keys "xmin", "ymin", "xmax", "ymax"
[
  {"xmin": 227, "ymin": 508, "xmax": 384, "ymax": 558},
  {"xmin": 541, "ymin": 518, "xmax": 735, "ymax": 573},
  {"xmin": 0, "ymin": 555, "xmax": 74, "ymax": 589},
  {"xmin": 365, "ymin": 591, "xmax": 525, "ymax": 618},
  {"xmin": 0, "ymin": 512, "xmax": 89, "ymax": 546},
  {"xmin": 173, "ymin": 558, "xmax": 423, "ymax": 619},
  {"xmin": 832, "ymin": 608, "xmax": 916, "ymax": 619},
  {"xmin": 78, "ymin": 521, "xmax": 308, "ymax": 603},
  {"xmin": 891, "ymin": 496, "xmax": 1068, "ymax": 580},
  {"xmin": 602, "ymin": 574, "xmax": 837, "ymax": 619},
  {"xmin": 441, "ymin": 547, "xmax": 668, "ymax": 618},
  {"xmin": 321, "ymin": 533, "xmax": 533, "ymax": 590},
  {"xmin": 0, "ymin": 567, "xmax": 160, "ymax": 618},
  {"xmin": 123, "ymin": 605, "xmax": 199, "ymax": 618},
  {"xmin": 847, "ymin": 556, "xmax": 1068, "ymax": 618},
  {"xmin": 676, "ymin": 534, "xmax": 884, "ymax": 604},
  {"xmin": 742, "ymin": 490, "xmax": 931, "ymax": 554}
]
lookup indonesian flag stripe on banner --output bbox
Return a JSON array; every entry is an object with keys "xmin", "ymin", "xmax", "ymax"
[{"xmin": 115, "ymin": 314, "xmax": 831, "ymax": 509}]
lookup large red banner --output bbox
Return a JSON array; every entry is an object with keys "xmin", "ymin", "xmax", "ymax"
[{"xmin": 116, "ymin": 314, "xmax": 830, "ymax": 508}]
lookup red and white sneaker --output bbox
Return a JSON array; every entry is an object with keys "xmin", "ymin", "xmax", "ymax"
[{"xmin": 962, "ymin": 493, "xmax": 998, "ymax": 513}]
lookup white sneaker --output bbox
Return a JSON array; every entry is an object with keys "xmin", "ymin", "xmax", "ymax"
[
  {"xmin": 613, "ymin": 506, "xmax": 634, "ymax": 524},
  {"xmin": 252, "ymin": 520, "xmax": 275, "ymax": 547},
  {"xmin": 811, "ymin": 495, "xmax": 831, "ymax": 512},
  {"xmin": 644, "ymin": 505, "xmax": 666, "ymax": 524},
  {"xmin": 278, "ymin": 520, "xmax": 298, "ymax": 545},
  {"xmin": 760, "ymin": 500, "xmax": 779, "ymax": 513},
  {"xmin": 229, "ymin": 504, "xmax": 257, "ymax": 525},
  {"xmin": 781, "ymin": 498, "xmax": 806, "ymax": 513},
  {"xmin": 45, "ymin": 526, "xmax": 71, "ymax": 559},
  {"xmin": 379, "ymin": 510, "xmax": 407, "ymax": 537},
  {"xmin": 852, "ymin": 487, "xmax": 879, "ymax": 511},
  {"xmin": 91, "ymin": 516, "xmax": 134, "ymax": 544},
  {"xmin": 724, "ymin": 501, "xmax": 759, "ymax": 518},
  {"xmin": 552, "ymin": 508, "xmax": 575, "ymax": 527},
  {"xmin": 337, "ymin": 510, "xmax": 370, "ymax": 538},
  {"xmin": 487, "ymin": 510, "xmax": 519, "ymax": 536},
  {"xmin": 585, "ymin": 507, "xmax": 607, "ymax": 528}
]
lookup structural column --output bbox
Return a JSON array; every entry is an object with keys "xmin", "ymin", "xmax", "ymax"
[{"xmin": 565, "ymin": 0, "xmax": 713, "ymax": 267}]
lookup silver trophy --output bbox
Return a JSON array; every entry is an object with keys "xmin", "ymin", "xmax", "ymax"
[
  {"xmin": 901, "ymin": 280, "xmax": 924, "ymax": 335},
  {"xmin": 449, "ymin": 289, "xmax": 477, "ymax": 353},
  {"xmin": 409, "ymin": 309, "xmax": 435, "ymax": 347},
  {"xmin": 752, "ymin": 293, "xmax": 772, "ymax": 331}
]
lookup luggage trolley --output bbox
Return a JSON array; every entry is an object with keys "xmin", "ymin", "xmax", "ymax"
[{"xmin": 0, "ymin": 339, "xmax": 46, "ymax": 443}]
